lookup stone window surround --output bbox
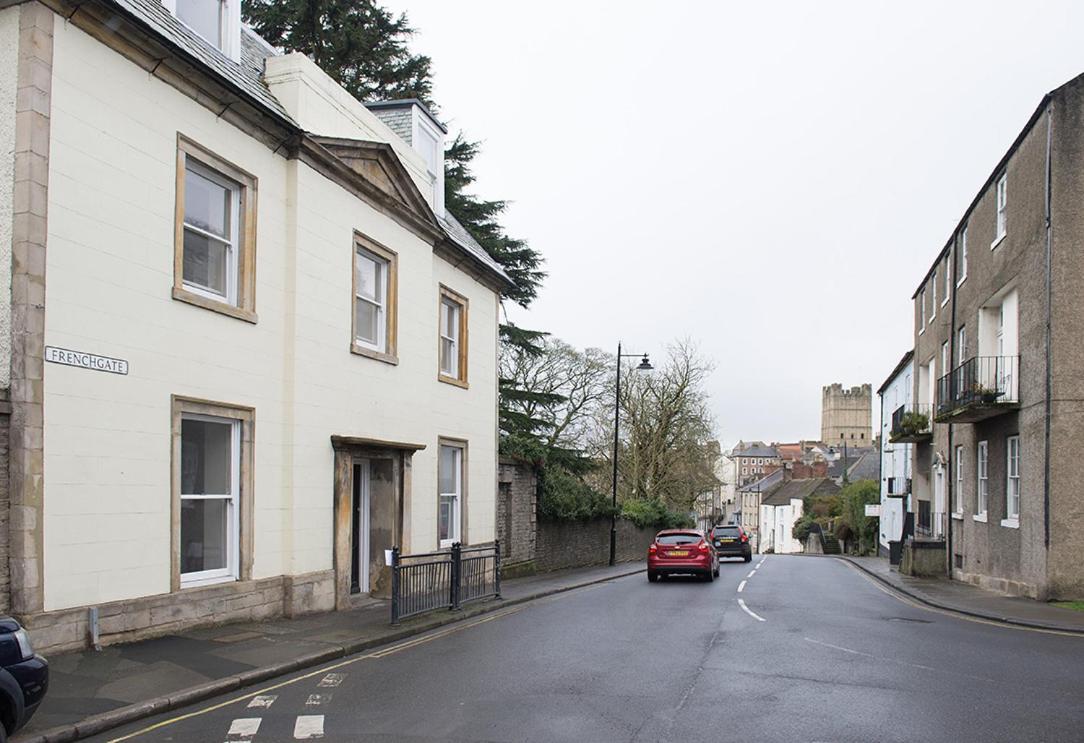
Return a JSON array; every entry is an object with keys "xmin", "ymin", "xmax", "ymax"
[
  {"xmin": 437, "ymin": 285, "xmax": 469, "ymax": 388},
  {"xmin": 350, "ymin": 231, "xmax": 398, "ymax": 365},
  {"xmin": 438, "ymin": 437, "xmax": 469, "ymax": 548},
  {"xmin": 170, "ymin": 396, "xmax": 255, "ymax": 593},
  {"xmin": 173, "ymin": 134, "xmax": 259, "ymax": 324}
]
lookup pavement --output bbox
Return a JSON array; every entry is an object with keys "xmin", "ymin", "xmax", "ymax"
[
  {"xmin": 85, "ymin": 555, "xmax": 1084, "ymax": 742},
  {"xmin": 835, "ymin": 554, "xmax": 1084, "ymax": 634},
  {"xmin": 15, "ymin": 561, "xmax": 645, "ymax": 743}
]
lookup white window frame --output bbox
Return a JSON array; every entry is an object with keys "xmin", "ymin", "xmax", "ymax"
[
  {"xmin": 439, "ymin": 298, "xmax": 460, "ymax": 377},
  {"xmin": 438, "ymin": 443, "xmax": 464, "ymax": 548},
  {"xmin": 162, "ymin": 0, "xmax": 241, "ymax": 61},
  {"xmin": 182, "ymin": 159, "xmax": 241, "ymax": 305},
  {"xmin": 957, "ymin": 226, "xmax": 968, "ymax": 286},
  {"xmin": 179, "ymin": 413, "xmax": 241, "ymax": 587},
  {"xmin": 993, "ymin": 173, "xmax": 1007, "ymax": 247},
  {"xmin": 1003, "ymin": 435, "xmax": 1020, "ymax": 527},
  {"xmin": 975, "ymin": 440, "xmax": 988, "ymax": 521},
  {"xmin": 919, "ymin": 290, "xmax": 927, "ymax": 332},
  {"xmin": 354, "ymin": 247, "xmax": 388, "ymax": 353},
  {"xmin": 930, "ymin": 269, "xmax": 937, "ymax": 320},
  {"xmin": 941, "ymin": 255, "xmax": 951, "ymax": 307},
  {"xmin": 953, "ymin": 445, "xmax": 964, "ymax": 517},
  {"xmin": 412, "ymin": 110, "xmax": 445, "ymax": 218}
]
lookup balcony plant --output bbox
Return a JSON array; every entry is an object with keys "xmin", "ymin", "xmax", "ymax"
[
  {"xmin": 897, "ymin": 411, "xmax": 929, "ymax": 436},
  {"xmin": 971, "ymin": 383, "xmax": 1001, "ymax": 404}
]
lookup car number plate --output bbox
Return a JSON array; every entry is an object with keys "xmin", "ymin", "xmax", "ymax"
[
  {"xmin": 669, "ymin": 550, "xmax": 689, "ymax": 557},
  {"xmin": 720, "ymin": 538, "xmax": 735, "ymax": 543}
]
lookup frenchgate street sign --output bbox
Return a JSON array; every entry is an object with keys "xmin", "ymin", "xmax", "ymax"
[{"xmin": 45, "ymin": 346, "xmax": 129, "ymax": 375}]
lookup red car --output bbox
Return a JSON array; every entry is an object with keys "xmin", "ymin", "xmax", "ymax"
[{"xmin": 647, "ymin": 529, "xmax": 719, "ymax": 582}]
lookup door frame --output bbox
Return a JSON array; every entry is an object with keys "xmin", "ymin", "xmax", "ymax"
[{"xmin": 331, "ymin": 435, "xmax": 424, "ymax": 610}]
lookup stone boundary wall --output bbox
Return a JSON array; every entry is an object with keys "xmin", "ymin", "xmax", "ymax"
[
  {"xmin": 497, "ymin": 457, "xmax": 536, "ymax": 567},
  {"xmin": 534, "ymin": 518, "xmax": 655, "ymax": 572}
]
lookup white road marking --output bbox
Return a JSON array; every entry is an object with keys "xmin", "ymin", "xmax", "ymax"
[
  {"xmin": 738, "ymin": 598, "xmax": 765, "ymax": 622},
  {"xmin": 757, "ymin": 559, "xmax": 766, "ymax": 568},
  {"xmin": 746, "ymin": 570, "xmax": 756, "ymax": 578},
  {"xmin": 227, "ymin": 718, "xmax": 261, "ymax": 738},
  {"xmin": 317, "ymin": 673, "xmax": 345, "ymax": 687},
  {"xmin": 246, "ymin": 695, "xmax": 276, "ymax": 709},
  {"xmin": 294, "ymin": 714, "xmax": 325, "ymax": 739},
  {"xmin": 305, "ymin": 693, "xmax": 332, "ymax": 706},
  {"xmin": 737, "ymin": 580, "xmax": 747, "ymax": 593}
]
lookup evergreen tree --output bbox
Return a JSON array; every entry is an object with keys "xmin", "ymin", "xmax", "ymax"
[{"xmin": 243, "ymin": 0, "xmax": 433, "ymax": 104}]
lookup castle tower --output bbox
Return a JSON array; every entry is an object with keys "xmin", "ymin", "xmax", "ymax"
[{"xmin": 821, "ymin": 383, "xmax": 872, "ymax": 445}]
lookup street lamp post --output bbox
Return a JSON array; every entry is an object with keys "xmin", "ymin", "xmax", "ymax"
[{"xmin": 610, "ymin": 342, "xmax": 653, "ymax": 566}]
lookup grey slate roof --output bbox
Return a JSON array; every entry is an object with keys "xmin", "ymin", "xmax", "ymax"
[
  {"xmin": 112, "ymin": 0, "xmax": 295, "ymax": 124},
  {"xmin": 738, "ymin": 468, "xmax": 785, "ymax": 494},
  {"xmin": 731, "ymin": 443, "xmax": 779, "ymax": 459},
  {"xmin": 846, "ymin": 450, "xmax": 880, "ymax": 482},
  {"xmin": 762, "ymin": 478, "xmax": 839, "ymax": 507},
  {"xmin": 440, "ymin": 213, "xmax": 511, "ymax": 280}
]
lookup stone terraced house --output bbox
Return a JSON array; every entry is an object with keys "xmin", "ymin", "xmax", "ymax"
[{"xmin": 0, "ymin": 0, "xmax": 512, "ymax": 652}]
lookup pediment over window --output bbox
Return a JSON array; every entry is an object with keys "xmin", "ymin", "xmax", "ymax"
[{"xmin": 307, "ymin": 136, "xmax": 438, "ymax": 234}]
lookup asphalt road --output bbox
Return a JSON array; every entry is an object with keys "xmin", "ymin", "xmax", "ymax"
[{"xmin": 90, "ymin": 556, "xmax": 1084, "ymax": 742}]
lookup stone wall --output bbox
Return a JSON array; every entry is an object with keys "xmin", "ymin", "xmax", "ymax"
[
  {"xmin": 534, "ymin": 518, "xmax": 654, "ymax": 572},
  {"xmin": 496, "ymin": 457, "xmax": 536, "ymax": 567}
]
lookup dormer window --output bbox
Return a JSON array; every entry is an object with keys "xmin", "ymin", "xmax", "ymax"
[
  {"xmin": 163, "ymin": 0, "xmax": 241, "ymax": 61},
  {"xmin": 413, "ymin": 115, "xmax": 445, "ymax": 218}
]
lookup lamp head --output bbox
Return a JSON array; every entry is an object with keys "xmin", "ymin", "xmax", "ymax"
[{"xmin": 636, "ymin": 354, "xmax": 653, "ymax": 371}]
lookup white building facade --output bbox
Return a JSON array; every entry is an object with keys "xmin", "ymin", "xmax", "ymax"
[
  {"xmin": 878, "ymin": 352, "xmax": 915, "ymax": 557},
  {"xmin": 0, "ymin": 0, "xmax": 510, "ymax": 652}
]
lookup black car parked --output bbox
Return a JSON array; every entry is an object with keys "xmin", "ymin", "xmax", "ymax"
[
  {"xmin": 0, "ymin": 618, "xmax": 47, "ymax": 741},
  {"xmin": 709, "ymin": 524, "xmax": 753, "ymax": 562}
]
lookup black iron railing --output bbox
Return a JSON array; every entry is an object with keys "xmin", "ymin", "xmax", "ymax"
[
  {"xmin": 936, "ymin": 355, "xmax": 1019, "ymax": 416},
  {"xmin": 390, "ymin": 541, "xmax": 501, "ymax": 624}
]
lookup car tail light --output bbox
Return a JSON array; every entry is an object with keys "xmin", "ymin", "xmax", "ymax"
[
  {"xmin": 741, "ymin": 533, "xmax": 749, "ymax": 543},
  {"xmin": 697, "ymin": 541, "xmax": 709, "ymax": 552},
  {"xmin": 648, "ymin": 544, "xmax": 657, "ymax": 555}
]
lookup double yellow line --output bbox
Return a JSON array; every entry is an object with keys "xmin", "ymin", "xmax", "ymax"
[{"xmin": 108, "ymin": 606, "xmax": 526, "ymax": 741}]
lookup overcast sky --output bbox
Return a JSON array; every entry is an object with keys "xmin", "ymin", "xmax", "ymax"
[{"xmin": 384, "ymin": 0, "xmax": 1084, "ymax": 446}]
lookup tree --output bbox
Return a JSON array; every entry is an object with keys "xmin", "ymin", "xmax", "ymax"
[
  {"xmin": 590, "ymin": 341, "xmax": 718, "ymax": 519},
  {"xmin": 243, "ymin": 0, "xmax": 434, "ymax": 104},
  {"xmin": 837, "ymin": 480, "xmax": 879, "ymax": 554}
]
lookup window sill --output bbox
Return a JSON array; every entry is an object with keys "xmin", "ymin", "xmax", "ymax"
[
  {"xmin": 173, "ymin": 287, "xmax": 257, "ymax": 324},
  {"xmin": 919, "ymin": 327, "xmax": 925, "ymax": 335},
  {"xmin": 973, "ymin": 513, "xmax": 988, "ymax": 523},
  {"xmin": 990, "ymin": 233, "xmax": 1006, "ymax": 251},
  {"xmin": 438, "ymin": 373, "xmax": 469, "ymax": 389},
  {"xmin": 180, "ymin": 574, "xmax": 238, "ymax": 589},
  {"xmin": 1000, "ymin": 517, "xmax": 1019, "ymax": 529},
  {"xmin": 941, "ymin": 298, "xmax": 950, "ymax": 309},
  {"xmin": 951, "ymin": 512, "xmax": 964, "ymax": 521},
  {"xmin": 956, "ymin": 275, "xmax": 967, "ymax": 288},
  {"xmin": 351, "ymin": 343, "xmax": 398, "ymax": 365}
]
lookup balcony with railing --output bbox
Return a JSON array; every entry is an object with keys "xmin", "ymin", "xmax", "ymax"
[
  {"xmin": 935, "ymin": 355, "xmax": 1019, "ymax": 423},
  {"xmin": 889, "ymin": 403, "xmax": 932, "ymax": 444}
]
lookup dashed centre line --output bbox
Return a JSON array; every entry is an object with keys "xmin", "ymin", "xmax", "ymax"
[
  {"xmin": 737, "ymin": 580, "xmax": 747, "ymax": 593},
  {"xmin": 738, "ymin": 598, "xmax": 766, "ymax": 622},
  {"xmin": 746, "ymin": 570, "xmax": 756, "ymax": 578}
]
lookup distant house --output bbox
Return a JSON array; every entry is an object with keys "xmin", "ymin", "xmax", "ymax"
[
  {"xmin": 759, "ymin": 479, "xmax": 840, "ymax": 554},
  {"xmin": 878, "ymin": 351, "xmax": 916, "ymax": 559}
]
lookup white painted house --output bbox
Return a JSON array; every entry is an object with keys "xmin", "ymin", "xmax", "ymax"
[
  {"xmin": 758, "ymin": 478, "xmax": 839, "ymax": 554},
  {"xmin": 0, "ymin": 0, "xmax": 511, "ymax": 652},
  {"xmin": 878, "ymin": 352, "xmax": 919, "ymax": 558}
]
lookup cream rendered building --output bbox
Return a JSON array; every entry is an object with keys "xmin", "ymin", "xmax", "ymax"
[{"xmin": 0, "ymin": 0, "xmax": 511, "ymax": 652}]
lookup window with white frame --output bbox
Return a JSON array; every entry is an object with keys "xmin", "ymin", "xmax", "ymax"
[
  {"xmin": 351, "ymin": 235, "xmax": 399, "ymax": 362},
  {"xmin": 942, "ymin": 255, "xmax": 951, "ymax": 306},
  {"xmin": 953, "ymin": 445, "xmax": 963, "ymax": 515},
  {"xmin": 180, "ymin": 415, "xmax": 239, "ymax": 585},
  {"xmin": 920, "ymin": 290, "xmax": 927, "ymax": 329},
  {"xmin": 976, "ymin": 440, "xmax": 988, "ymax": 518},
  {"xmin": 174, "ymin": 137, "xmax": 257, "ymax": 321},
  {"xmin": 930, "ymin": 269, "xmax": 937, "ymax": 319},
  {"xmin": 438, "ymin": 442, "xmax": 465, "ymax": 547},
  {"xmin": 1005, "ymin": 435, "xmax": 1020, "ymax": 522},
  {"xmin": 354, "ymin": 249, "xmax": 387, "ymax": 351},
  {"xmin": 994, "ymin": 173, "xmax": 1007, "ymax": 244},
  {"xmin": 164, "ymin": 0, "xmax": 241, "ymax": 60},
  {"xmin": 182, "ymin": 159, "xmax": 240, "ymax": 303},
  {"xmin": 439, "ymin": 287, "xmax": 469, "ymax": 385},
  {"xmin": 956, "ymin": 226, "xmax": 968, "ymax": 285}
]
